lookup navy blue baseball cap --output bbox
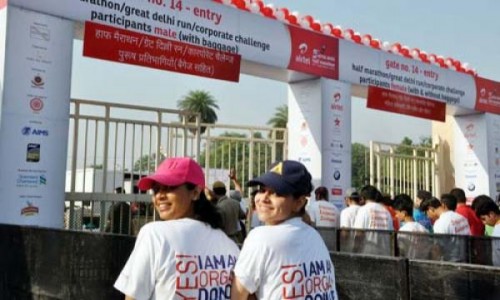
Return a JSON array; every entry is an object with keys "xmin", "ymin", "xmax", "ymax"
[{"xmin": 248, "ymin": 160, "xmax": 313, "ymax": 196}]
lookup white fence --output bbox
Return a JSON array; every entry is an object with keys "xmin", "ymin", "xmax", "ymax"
[
  {"xmin": 65, "ymin": 99, "xmax": 287, "ymax": 234},
  {"xmin": 369, "ymin": 140, "xmax": 440, "ymax": 199}
]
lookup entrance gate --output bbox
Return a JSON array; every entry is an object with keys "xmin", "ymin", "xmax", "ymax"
[{"xmin": 370, "ymin": 140, "xmax": 440, "ymax": 199}]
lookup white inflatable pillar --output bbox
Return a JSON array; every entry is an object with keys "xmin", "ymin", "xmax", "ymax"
[
  {"xmin": 454, "ymin": 113, "xmax": 500, "ymax": 203},
  {"xmin": 288, "ymin": 78, "xmax": 352, "ymax": 209},
  {"xmin": 0, "ymin": 6, "xmax": 73, "ymax": 228}
]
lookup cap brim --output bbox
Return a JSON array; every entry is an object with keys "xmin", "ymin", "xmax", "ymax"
[
  {"xmin": 137, "ymin": 174, "xmax": 186, "ymax": 191},
  {"xmin": 248, "ymin": 172, "xmax": 295, "ymax": 195}
]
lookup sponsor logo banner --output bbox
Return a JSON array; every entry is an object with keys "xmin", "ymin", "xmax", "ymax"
[
  {"xmin": 367, "ymin": 86, "xmax": 446, "ymax": 121},
  {"xmin": 288, "ymin": 25, "xmax": 339, "ymax": 80},
  {"xmin": 475, "ymin": 77, "xmax": 500, "ymax": 114},
  {"xmin": 84, "ymin": 21, "xmax": 241, "ymax": 82}
]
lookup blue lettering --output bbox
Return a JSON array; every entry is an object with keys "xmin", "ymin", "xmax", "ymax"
[
  {"xmin": 212, "ymin": 255, "xmax": 225, "ymax": 269},
  {"xmin": 198, "ymin": 286, "xmax": 230, "ymax": 299},
  {"xmin": 314, "ymin": 261, "xmax": 325, "ymax": 275},
  {"xmin": 204, "ymin": 256, "xmax": 214, "ymax": 269},
  {"xmin": 227, "ymin": 255, "xmax": 236, "ymax": 269}
]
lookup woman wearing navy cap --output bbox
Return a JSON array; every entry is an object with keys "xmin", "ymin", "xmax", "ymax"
[
  {"xmin": 231, "ymin": 160, "xmax": 338, "ymax": 300},
  {"xmin": 114, "ymin": 157, "xmax": 239, "ymax": 300}
]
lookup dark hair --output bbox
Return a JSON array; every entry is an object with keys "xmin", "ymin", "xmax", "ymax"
[
  {"xmin": 380, "ymin": 194, "xmax": 393, "ymax": 206},
  {"xmin": 420, "ymin": 197, "xmax": 441, "ymax": 212},
  {"xmin": 417, "ymin": 190, "xmax": 432, "ymax": 201},
  {"xmin": 186, "ymin": 183, "xmax": 223, "ymax": 230},
  {"xmin": 315, "ymin": 186, "xmax": 329, "ymax": 201},
  {"xmin": 115, "ymin": 187, "xmax": 125, "ymax": 194},
  {"xmin": 449, "ymin": 188, "xmax": 466, "ymax": 204},
  {"xmin": 440, "ymin": 193, "xmax": 458, "ymax": 211},
  {"xmin": 472, "ymin": 194, "xmax": 491, "ymax": 210},
  {"xmin": 213, "ymin": 187, "xmax": 227, "ymax": 197},
  {"xmin": 349, "ymin": 192, "xmax": 361, "ymax": 204},
  {"xmin": 393, "ymin": 194, "xmax": 414, "ymax": 216},
  {"xmin": 360, "ymin": 185, "xmax": 381, "ymax": 203},
  {"xmin": 474, "ymin": 195, "xmax": 500, "ymax": 217}
]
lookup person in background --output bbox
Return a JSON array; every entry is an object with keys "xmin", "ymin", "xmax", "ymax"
[
  {"xmin": 114, "ymin": 157, "xmax": 239, "ymax": 300},
  {"xmin": 450, "ymin": 187, "xmax": 484, "ymax": 236},
  {"xmin": 306, "ymin": 186, "xmax": 340, "ymax": 228},
  {"xmin": 413, "ymin": 190, "xmax": 433, "ymax": 232},
  {"xmin": 104, "ymin": 187, "xmax": 130, "ymax": 235},
  {"xmin": 229, "ymin": 168, "xmax": 248, "ymax": 240},
  {"xmin": 231, "ymin": 160, "xmax": 338, "ymax": 299},
  {"xmin": 353, "ymin": 185, "xmax": 393, "ymax": 255},
  {"xmin": 472, "ymin": 195, "xmax": 495, "ymax": 236},
  {"xmin": 420, "ymin": 195, "xmax": 470, "ymax": 262},
  {"xmin": 354, "ymin": 185, "xmax": 393, "ymax": 230},
  {"xmin": 393, "ymin": 193, "xmax": 429, "ymax": 259},
  {"xmin": 381, "ymin": 194, "xmax": 400, "ymax": 231},
  {"xmin": 421, "ymin": 194, "xmax": 470, "ymax": 235},
  {"xmin": 393, "ymin": 193, "xmax": 429, "ymax": 233},
  {"xmin": 474, "ymin": 195, "xmax": 500, "ymax": 266},
  {"xmin": 213, "ymin": 180, "xmax": 246, "ymax": 243},
  {"xmin": 340, "ymin": 188, "xmax": 361, "ymax": 228}
]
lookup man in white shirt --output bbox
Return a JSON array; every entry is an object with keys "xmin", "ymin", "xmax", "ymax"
[
  {"xmin": 420, "ymin": 194, "xmax": 470, "ymax": 262},
  {"xmin": 307, "ymin": 186, "xmax": 340, "ymax": 228},
  {"xmin": 340, "ymin": 187, "xmax": 361, "ymax": 228},
  {"xmin": 353, "ymin": 185, "xmax": 393, "ymax": 255},
  {"xmin": 392, "ymin": 193, "xmax": 429, "ymax": 259},
  {"xmin": 354, "ymin": 185, "xmax": 393, "ymax": 230},
  {"xmin": 420, "ymin": 194, "xmax": 471, "ymax": 235}
]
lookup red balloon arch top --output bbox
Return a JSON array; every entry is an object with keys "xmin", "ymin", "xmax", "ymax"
[{"xmin": 212, "ymin": 0, "xmax": 477, "ymax": 76}]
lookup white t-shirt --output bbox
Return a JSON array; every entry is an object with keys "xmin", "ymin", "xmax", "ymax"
[
  {"xmin": 399, "ymin": 221, "xmax": 429, "ymax": 233},
  {"xmin": 353, "ymin": 202, "xmax": 394, "ymax": 230},
  {"xmin": 340, "ymin": 205, "xmax": 360, "ymax": 228},
  {"xmin": 307, "ymin": 200, "xmax": 340, "ymax": 228},
  {"xmin": 234, "ymin": 218, "xmax": 338, "ymax": 300},
  {"xmin": 114, "ymin": 219, "xmax": 240, "ymax": 300},
  {"xmin": 397, "ymin": 221, "xmax": 430, "ymax": 259},
  {"xmin": 433, "ymin": 211, "xmax": 471, "ymax": 235}
]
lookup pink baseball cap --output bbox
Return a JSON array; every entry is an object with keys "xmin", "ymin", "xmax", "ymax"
[{"xmin": 137, "ymin": 157, "xmax": 205, "ymax": 191}]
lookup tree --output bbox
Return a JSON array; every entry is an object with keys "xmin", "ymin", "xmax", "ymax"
[
  {"xmin": 133, "ymin": 152, "xmax": 166, "ymax": 173},
  {"xmin": 266, "ymin": 104, "xmax": 288, "ymax": 132},
  {"xmin": 266, "ymin": 104, "xmax": 288, "ymax": 160},
  {"xmin": 177, "ymin": 90, "xmax": 219, "ymax": 134},
  {"xmin": 198, "ymin": 131, "xmax": 274, "ymax": 193},
  {"xmin": 351, "ymin": 143, "xmax": 369, "ymax": 188}
]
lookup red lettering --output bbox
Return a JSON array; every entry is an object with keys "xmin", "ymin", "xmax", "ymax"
[
  {"xmin": 281, "ymin": 268, "xmax": 304, "ymax": 284},
  {"xmin": 282, "ymin": 285, "xmax": 305, "ymax": 299}
]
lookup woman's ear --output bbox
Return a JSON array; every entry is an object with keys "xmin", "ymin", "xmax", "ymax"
[
  {"xmin": 192, "ymin": 186, "xmax": 203, "ymax": 201},
  {"xmin": 293, "ymin": 196, "xmax": 307, "ymax": 213}
]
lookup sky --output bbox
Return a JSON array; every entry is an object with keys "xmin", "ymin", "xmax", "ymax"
[{"xmin": 70, "ymin": 0, "xmax": 500, "ymax": 145}]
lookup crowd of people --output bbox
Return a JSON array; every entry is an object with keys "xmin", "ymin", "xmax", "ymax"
[{"xmin": 112, "ymin": 156, "xmax": 500, "ymax": 299}]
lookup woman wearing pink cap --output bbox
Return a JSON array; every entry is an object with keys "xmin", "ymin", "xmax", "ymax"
[{"xmin": 114, "ymin": 157, "xmax": 239, "ymax": 300}]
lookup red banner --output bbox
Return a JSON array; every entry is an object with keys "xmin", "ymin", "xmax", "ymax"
[
  {"xmin": 367, "ymin": 86, "xmax": 446, "ymax": 121},
  {"xmin": 83, "ymin": 21, "xmax": 240, "ymax": 82},
  {"xmin": 474, "ymin": 77, "xmax": 500, "ymax": 114},
  {"xmin": 287, "ymin": 25, "xmax": 339, "ymax": 80}
]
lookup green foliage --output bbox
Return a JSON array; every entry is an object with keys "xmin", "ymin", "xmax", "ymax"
[
  {"xmin": 198, "ymin": 131, "xmax": 280, "ymax": 191},
  {"xmin": 133, "ymin": 152, "xmax": 166, "ymax": 172},
  {"xmin": 351, "ymin": 143, "xmax": 369, "ymax": 188},
  {"xmin": 266, "ymin": 104, "xmax": 287, "ymax": 159},
  {"xmin": 177, "ymin": 90, "xmax": 219, "ymax": 134}
]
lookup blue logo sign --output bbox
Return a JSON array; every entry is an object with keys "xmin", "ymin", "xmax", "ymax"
[{"xmin": 21, "ymin": 126, "xmax": 49, "ymax": 136}]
